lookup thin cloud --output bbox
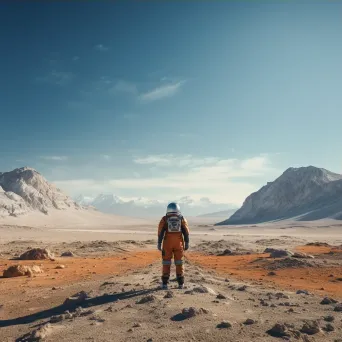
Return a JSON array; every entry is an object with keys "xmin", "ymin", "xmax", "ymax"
[
  {"xmin": 139, "ymin": 80, "xmax": 185, "ymax": 102},
  {"xmin": 94, "ymin": 44, "xmax": 109, "ymax": 52},
  {"xmin": 72, "ymin": 56, "xmax": 80, "ymax": 61},
  {"xmin": 110, "ymin": 80, "xmax": 137, "ymax": 95},
  {"xmin": 52, "ymin": 154, "xmax": 279, "ymax": 206},
  {"xmin": 36, "ymin": 70, "xmax": 74, "ymax": 86},
  {"xmin": 40, "ymin": 156, "xmax": 68, "ymax": 161},
  {"xmin": 101, "ymin": 154, "xmax": 111, "ymax": 161}
]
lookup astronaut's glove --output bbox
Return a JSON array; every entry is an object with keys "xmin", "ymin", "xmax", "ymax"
[
  {"xmin": 157, "ymin": 243, "xmax": 162, "ymax": 251},
  {"xmin": 184, "ymin": 242, "xmax": 189, "ymax": 251}
]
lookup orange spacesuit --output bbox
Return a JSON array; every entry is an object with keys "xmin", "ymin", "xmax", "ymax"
[{"xmin": 157, "ymin": 203, "xmax": 190, "ymax": 289}]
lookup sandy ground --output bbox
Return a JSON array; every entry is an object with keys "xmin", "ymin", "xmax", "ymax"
[{"xmin": 0, "ymin": 214, "xmax": 342, "ymax": 341}]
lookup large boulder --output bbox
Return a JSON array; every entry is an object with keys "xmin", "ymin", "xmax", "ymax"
[
  {"xmin": 270, "ymin": 249, "xmax": 293, "ymax": 258},
  {"xmin": 19, "ymin": 248, "xmax": 54, "ymax": 260},
  {"xmin": 3, "ymin": 265, "xmax": 43, "ymax": 278}
]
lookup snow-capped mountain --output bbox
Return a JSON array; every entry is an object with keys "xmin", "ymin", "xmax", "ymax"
[
  {"xmin": 75, "ymin": 193, "xmax": 236, "ymax": 218},
  {"xmin": 0, "ymin": 167, "xmax": 81, "ymax": 217},
  {"xmin": 216, "ymin": 166, "xmax": 342, "ymax": 225}
]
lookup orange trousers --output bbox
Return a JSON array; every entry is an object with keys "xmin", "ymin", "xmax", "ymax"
[{"xmin": 162, "ymin": 237, "xmax": 184, "ymax": 279}]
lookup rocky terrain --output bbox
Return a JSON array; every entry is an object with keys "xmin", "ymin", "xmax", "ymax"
[
  {"xmin": 0, "ymin": 235, "xmax": 342, "ymax": 342},
  {"xmin": 217, "ymin": 166, "xmax": 342, "ymax": 225},
  {"xmin": 0, "ymin": 167, "xmax": 80, "ymax": 217}
]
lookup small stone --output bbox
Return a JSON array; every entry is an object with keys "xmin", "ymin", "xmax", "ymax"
[
  {"xmin": 324, "ymin": 315, "xmax": 335, "ymax": 322},
  {"xmin": 324, "ymin": 323, "xmax": 335, "ymax": 332},
  {"xmin": 61, "ymin": 251, "xmax": 75, "ymax": 257},
  {"xmin": 296, "ymin": 290, "xmax": 309, "ymax": 295},
  {"xmin": 267, "ymin": 271, "xmax": 277, "ymax": 276},
  {"xmin": 238, "ymin": 285, "xmax": 247, "ymax": 291},
  {"xmin": 216, "ymin": 293, "xmax": 227, "ymax": 299},
  {"xmin": 164, "ymin": 291, "xmax": 174, "ymax": 299},
  {"xmin": 217, "ymin": 320, "xmax": 232, "ymax": 329},
  {"xmin": 243, "ymin": 318, "xmax": 255, "ymax": 325},
  {"xmin": 300, "ymin": 320, "xmax": 321, "ymax": 335},
  {"xmin": 320, "ymin": 297, "xmax": 338, "ymax": 305},
  {"xmin": 55, "ymin": 265, "xmax": 65, "ymax": 269},
  {"xmin": 334, "ymin": 303, "xmax": 342, "ymax": 312},
  {"xmin": 133, "ymin": 323, "xmax": 142, "ymax": 328},
  {"xmin": 137, "ymin": 295, "xmax": 156, "ymax": 304}
]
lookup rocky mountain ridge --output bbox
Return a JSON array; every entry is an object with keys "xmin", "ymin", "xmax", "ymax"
[
  {"xmin": 0, "ymin": 167, "xmax": 80, "ymax": 217},
  {"xmin": 217, "ymin": 166, "xmax": 342, "ymax": 225}
]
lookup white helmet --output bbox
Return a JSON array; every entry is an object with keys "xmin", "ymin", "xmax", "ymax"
[{"xmin": 166, "ymin": 202, "xmax": 181, "ymax": 214}]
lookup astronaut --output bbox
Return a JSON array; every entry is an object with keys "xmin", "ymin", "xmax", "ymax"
[{"xmin": 157, "ymin": 202, "xmax": 190, "ymax": 289}]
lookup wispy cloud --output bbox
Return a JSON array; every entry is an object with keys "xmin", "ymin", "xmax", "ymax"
[
  {"xmin": 110, "ymin": 80, "xmax": 137, "ymax": 95},
  {"xmin": 134, "ymin": 154, "xmax": 219, "ymax": 168},
  {"xmin": 94, "ymin": 44, "xmax": 109, "ymax": 52},
  {"xmin": 52, "ymin": 154, "xmax": 278, "ymax": 205},
  {"xmin": 101, "ymin": 154, "xmax": 111, "ymax": 161},
  {"xmin": 139, "ymin": 80, "xmax": 185, "ymax": 102},
  {"xmin": 36, "ymin": 70, "xmax": 74, "ymax": 86},
  {"xmin": 40, "ymin": 156, "xmax": 68, "ymax": 161},
  {"xmin": 72, "ymin": 56, "xmax": 80, "ymax": 61}
]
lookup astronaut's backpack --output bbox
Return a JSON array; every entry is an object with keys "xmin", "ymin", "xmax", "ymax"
[{"xmin": 166, "ymin": 213, "xmax": 183, "ymax": 233}]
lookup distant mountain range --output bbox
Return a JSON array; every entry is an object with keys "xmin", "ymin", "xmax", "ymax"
[
  {"xmin": 216, "ymin": 166, "xmax": 342, "ymax": 225},
  {"xmin": 75, "ymin": 194, "xmax": 237, "ymax": 218}
]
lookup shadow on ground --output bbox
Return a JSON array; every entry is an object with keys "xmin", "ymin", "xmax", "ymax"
[{"xmin": 0, "ymin": 288, "xmax": 159, "ymax": 329}]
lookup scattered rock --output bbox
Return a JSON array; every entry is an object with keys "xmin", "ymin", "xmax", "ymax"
[
  {"xmin": 292, "ymin": 252, "xmax": 314, "ymax": 259},
  {"xmin": 216, "ymin": 293, "xmax": 227, "ymax": 299},
  {"xmin": 61, "ymin": 251, "xmax": 75, "ymax": 257},
  {"xmin": 266, "ymin": 323, "xmax": 293, "ymax": 338},
  {"xmin": 267, "ymin": 271, "xmax": 277, "ymax": 276},
  {"xmin": 334, "ymin": 303, "xmax": 342, "ymax": 312},
  {"xmin": 219, "ymin": 249, "xmax": 232, "ymax": 256},
  {"xmin": 50, "ymin": 314, "xmax": 64, "ymax": 323},
  {"xmin": 264, "ymin": 248, "xmax": 277, "ymax": 253},
  {"xmin": 306, "ymin": 242, "xmax": 330, "ymax": 247},
  {"xmin": 164, "ymin": 291, "xmax": 174, "ymax": 299},
  {"xmin": 133, "ymin": 323, "xmax": 142, "ymax": 328},
  {"xmin": 217, "ymin": 320, "xmax": 232, "ymax": 329},
  {"xmin": 323, "ymin": 315, "xmax": 334, "ymax": 322},
  {"xmin": 137, "ymin": 295, "xmax": 156, "ymax": 304},
  {"xmin": 267, "ymin": 258, "xmax": 313, "ymax": 270},
  {"xmin": 30, "ymin": 323, "xmax": 53, "ymax": 340},
  {"xmin": 323, "ymin": 323, "xmax": 335, "ymax": 332},
  {"xmin": 3, "ymin": 265, "xmax": 42, "ymax": 278},
  {"xmin": 63, "ymin": 291, "xmax": 89, "ymax": 306},
  {"xmin": 192, "ymin": 286, "xmax": 216, "ymax": 295},
  {"xmin": 238, "ymin": 285, "xmax": 247, "ymax": 291},
  {"xmin": 300, "ymin": 320, "xmax": 322, "ymax": 335},
  {"xmin": 181, "ymin": 307, "xmax": 210, "ymax": 318},
  {"xmin": 55, "ymin": 265, "xmax": 65, "ymax": 269},
  {"xmin": 297, "ymin": 290, "xmax": 310, "ymax": 295},
  {"xmin": 243, "ymin": 318, "xmax": 256, "ymax": 325},
  {"xmin": 320, "ymin": 297, "xmax": 337, "ymax": 305},
  {"xmin": 270, "ymin": 249, "xmax": 293, "ymax": 258},
  {"xmin": 19, "ymin": 248, "xmax": 54, "ymax": 260}
]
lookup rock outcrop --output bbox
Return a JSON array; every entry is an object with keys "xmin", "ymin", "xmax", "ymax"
[
  {"xmin": 217, "ymin": 166, "xmax": 342, "ymax": 225},
  {"xmin": 0, "ymin": 167, "xmax": 80, "ymax": 217}
]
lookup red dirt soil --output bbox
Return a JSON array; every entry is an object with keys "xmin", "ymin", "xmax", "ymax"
[
  {"xmin": 187, "ymin": 246, "xmax": 342, "ymax": 299},
  {"xmin": 0, "ymin": 251, "xmax": 160, "ymax": 296}
]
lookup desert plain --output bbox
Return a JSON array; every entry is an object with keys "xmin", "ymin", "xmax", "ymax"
[{"xmin": 0, "ymin": 211, "xmax": 341, "ymax": 342}]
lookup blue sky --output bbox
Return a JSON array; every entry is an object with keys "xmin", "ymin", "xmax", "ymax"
[{"xmin": 1, "ymin": 1, "xmax": 342, "ymax": 205}]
